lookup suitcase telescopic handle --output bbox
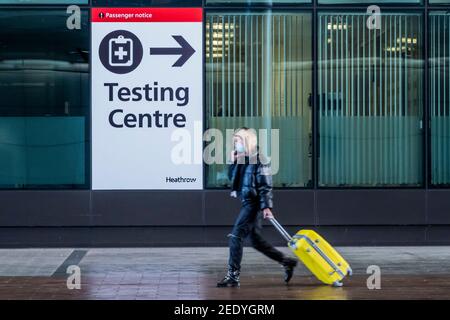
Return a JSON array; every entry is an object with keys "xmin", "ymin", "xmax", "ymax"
[{"xmin": 269, "ymin": 218, "xmax": 292, "ymax": 242}]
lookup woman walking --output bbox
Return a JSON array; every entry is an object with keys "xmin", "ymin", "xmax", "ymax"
[{"xmin": 217, "ymin": 127, "xmax": 297, "ymax": 288}]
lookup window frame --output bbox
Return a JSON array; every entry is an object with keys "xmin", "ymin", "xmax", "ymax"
[
  {"xmin": 203, "ymin": 8, "xmax": 315, "ymax": 189},
  {"xmin": 428, "ymin": 10, "xmax": 450, "ymax": 188},
  {"xmin": 315, "ymin": 9, "xmax": 426, "ymax": 190},
  {"xmin": 0, "ymin": 7, "xmax": 91, "ymax": 190}
]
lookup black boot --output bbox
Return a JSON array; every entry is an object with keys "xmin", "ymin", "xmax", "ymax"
[
  {"xmin": 217, "ymin": 268, "xmax": 240, "ymax": 287},
  {"xmin": 282, "ymin": 257, "xmax": 297, "ymax": 284}
]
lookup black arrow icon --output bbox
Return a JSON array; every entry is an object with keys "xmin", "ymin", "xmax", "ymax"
[{"xmin": 149, "ymin": 35, "xmax": 195, "ymax": 67}]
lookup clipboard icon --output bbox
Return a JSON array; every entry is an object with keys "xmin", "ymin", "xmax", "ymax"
[{"xmin": 109, "ymin": 35, "xmax": 133, "ymax": 67}]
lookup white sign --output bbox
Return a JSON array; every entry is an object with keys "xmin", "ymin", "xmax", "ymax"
[{"xmin": 91, "ymin": 8, "xmax": 203, "ymax": 190}]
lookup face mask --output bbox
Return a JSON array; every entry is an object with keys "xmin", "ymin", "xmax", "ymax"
[{"xmin": 235, "ymin": 143, "xmax": 246, "ymax": 153}]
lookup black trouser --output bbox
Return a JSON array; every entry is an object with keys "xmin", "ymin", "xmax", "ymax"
[{"xmin": 228, "ymin": 199, "xmax": 285, "ymax": 272}]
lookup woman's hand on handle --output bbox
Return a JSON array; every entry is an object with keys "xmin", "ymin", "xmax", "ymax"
[{"xmin": 262, "ymin": 208, "xmax": 274, "ymax": 220}]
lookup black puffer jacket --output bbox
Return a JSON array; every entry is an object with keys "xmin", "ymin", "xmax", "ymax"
[{"xmin": 228, "ymin": 154, "xmax": 273, "ymax": 209}]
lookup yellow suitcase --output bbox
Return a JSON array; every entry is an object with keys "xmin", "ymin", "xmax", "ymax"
[{"xmin": 270, "ymin": 218, "xmax": 352, "ymax": 287}]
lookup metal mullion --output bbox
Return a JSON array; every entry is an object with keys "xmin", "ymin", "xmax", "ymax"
[
  {"xmin": 441, "ymin": 14, "xmax": 450, "ymax": 184},
  {"xmin": 328, "ymin": 14, "xmax": 333, "ymax": 185},
  {"xmin": 290, "ymin": 15, "xmax": 294, "ymax": 118},
  {"xmin": 383, "ymin": 14, "xmax": 388, "ymax": 184},
  {"xmin": 437, "ymin": 14, "xmax": 442, "ymax": 185},
  {"xmin": 278, "ymin": 14, "xmax": 281, "ymax": 118},
  {"xmin": 244, "ymin": 16, "xmax": 249, "ymax": 117},
  {"xmin": 239, "ymin": 15, "xmax": 242, "ymax": 117},
  {"xmin": 377, "ymin": 14, "xmax": 381, "ymax": 184},
  {"xmin": 294, "ymin": 15, "xmax": 298, "ymax": 119},
  {"xmin": 399, "ymin": 15, "xmax": 404, "ymax": 184},
  {"xmin": 324, "ymin": 14, "xmax": 330, "ymax": 185},
  {"xmin": 318, "ymin": 13, "xmax": 323, "ymax": 186},
  {"xmin": 261, "ymin": 14, "xmax": 265, "ymax": 118},
  {"xmin": 270, "ymin": 13, "xmax": 274, "ymax": 119},
  {"xmin": 233, "ymin": 15, "xmax": 236, "ymax": 117},
  {"xmin": 340, "ymin": 15, "xmax": 345, "ymax": 185},
  {"xmin": 256, "ymin": 15, "xmax": 259, "ymax": 118},
  {"xmin": 378, "ymin": 14, "xmax": 382, "ymax": 185},
  {"xmin": 406, "ymin": 15, "xmax": 412, "ymax": 184},
  {"xmin": 334, "ymin": 15, "xmax": 339, "ymax": 185},
  {"xmin": 430, "ymin": 14, "xmax": 435, "ymax": 184},
  {"xmin": 340, "ymin": 14, "xmax": 345, "ymax": 185},
  {"xmin": 221, "ymin": 16, "xmax": 226, "ymax": 119},
  {"xmin": 357, "ymin": 14, "xmax": 363, "ymax": 184},
  {"xmin": 389, "ymin": 14, "xmax": 394, "ymax": 185},
  {"xmin": 208, "ymin": 16, "xmax": 214, "ymax": 121},
  {"xmin": 227, "ymin": 15, "xmax": 231, "ymax": 117},
  {"xmin": 368, "ymin": 12, "xmax": 372, "ymax": 186},
  {"xmin": 345, "ymin": 15, "xmax": 350, "ymax": 184},
  {"xmin": 445, "ymin": 14, "xmax": 449, "ymax": 184},
  {"xmin": 394, "ymin": 15, "xmax": 399, "ymax": 185},
  {"xmin": 403, "ymin": 15, "xmax": 408, "ymax": 184},
  {"xmin": 283, "ymin": 15, "xmax": 287, "ymax": 118},
  {"xmin": 363, "ymin": 13, "xmax": 367, "ymax": 185}
]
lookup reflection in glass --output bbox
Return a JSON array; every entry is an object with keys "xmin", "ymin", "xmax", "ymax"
[
  {"xmin": 319, "ymin": 0, "xmax": 420, "ymax": 3},
  {"xmin": 0, "ymin": 0, "xmax": 87, "ymax": 3},
  {"xmin": 430, "ymin": 12, "xmax": 450, "ymax": 186},
  {"xmin": 206, "ymin": 12, "xmax": 312, "ymax": 187},
  {"xmin": 206, "ymin": 0, "xmax": 310, "ymax": 4},
  {"xmin": 318, "ymin": 13, "xmax": 423, "ymax": 186}
]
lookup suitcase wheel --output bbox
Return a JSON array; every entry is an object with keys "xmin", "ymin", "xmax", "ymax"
[
  {"xmin": 347, "ymin": 268, "xmax": 353, "ymax": 276},
  {"xmin": 332, "ymin": 281, "xmax": 343, "ymax": 288}
]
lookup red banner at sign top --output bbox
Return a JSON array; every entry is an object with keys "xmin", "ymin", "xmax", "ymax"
[{"xmin": 91, "ymin": 8, "xmax": 203, "ymax": 23}]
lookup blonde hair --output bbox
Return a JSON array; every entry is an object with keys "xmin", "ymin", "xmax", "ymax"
[{"xmin": 233, "ymin": 127, "xmax": 258, "ymax": 157}]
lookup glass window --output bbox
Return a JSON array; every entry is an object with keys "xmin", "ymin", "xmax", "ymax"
[
  {"xmin": 319, "ymin": 0, "xmax": 421, "ymax": 3},
  {"xmin": 206, "ymin": 12, "xmax": 313, "ymax": 188},
  {"xmin": 0, "ymin": 9, "xmax": 89, "ymax": 189},
  {"xmin": 430, "ymin": 12, "xmax": 450, "ymax": 186},
  {"xmin": 429, "ymin": 0, "xmax": 450, "ymax": 3},
  {"xmin": 318, "ymin": 12, "xmax": 424, "ymax": 187}
]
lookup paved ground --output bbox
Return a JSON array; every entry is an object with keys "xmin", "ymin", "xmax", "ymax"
[{"xmin": 0, "ymin": 247, "xmax": 449, "ymax": 300}]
